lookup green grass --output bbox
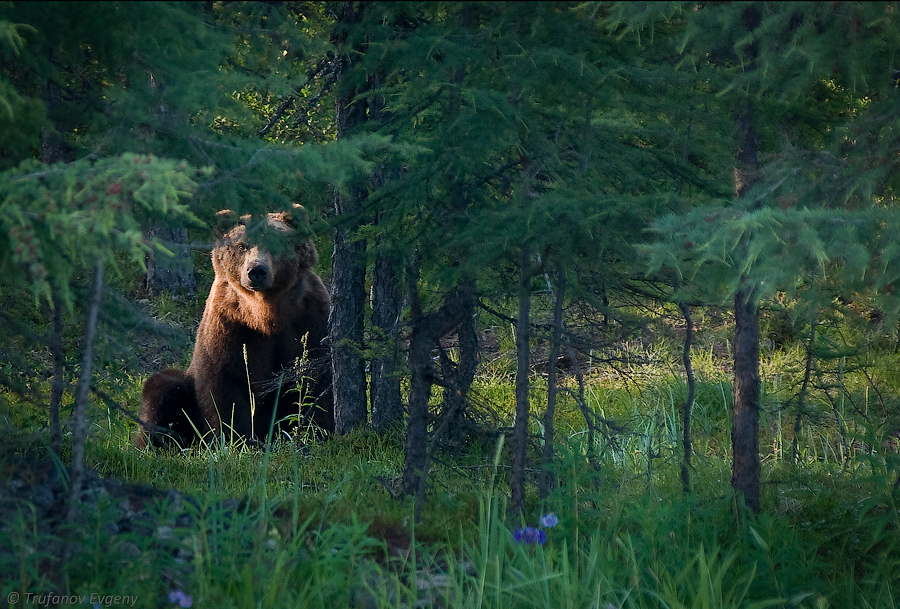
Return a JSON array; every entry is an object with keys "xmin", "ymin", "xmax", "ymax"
[{"xmin": 3, "ymin": 338, "xmax": 900, "ymax": 608}]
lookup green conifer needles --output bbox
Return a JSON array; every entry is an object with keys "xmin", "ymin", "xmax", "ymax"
[{"xmin": 0, "ymin": 153, "xmax": 209, "ymax": 308}]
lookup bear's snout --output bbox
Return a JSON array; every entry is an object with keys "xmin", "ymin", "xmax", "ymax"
[
  {"xmin": 247, "ymin": 263, "xmax": 269, "ymax": 286},
  {"xmin": 241, "ymin": 252, "xmax": 275, "ymax": 290}
]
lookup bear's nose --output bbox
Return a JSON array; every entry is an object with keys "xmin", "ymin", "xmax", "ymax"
[{"xmin": 247, "ymin": 264, "xmax": 269, "ymax": 285}]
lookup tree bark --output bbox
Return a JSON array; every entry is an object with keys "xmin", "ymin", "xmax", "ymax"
[
  {"xmin": 402, "ymin": 272, "xmax": 431, "ymax": 502},
  {"xmin": 146, "ymin": 224, "xmax": 195, "ymax": 297},
  {"xmin": 330, "ymin": 1, "xmax": 369, "ymax": 433},
  {"xmin": 677, "ymin": 288, "xmax": 695, "ymax": 496},
  {"xmin": 540, "ymin": 264, "xmax": 564, "ymax": 500},
  {"xmin": 730, "ymin": 3, "xmax": 762, "ymax": 510},
  {"xmin": 43, "ymin": 68, "xmax": 66, "ymax": 455},
  {"xmin": 65, "ymin": 261, "xmax": 104, "ymax": 526},
  {"xmin": 731, "ymin": 283, "xmax": 761, "ymax": 513},
  {"xmin": 442, "ymin": 296, "xmax": 477, "ymax": 446},
  {"xmin": 367, "ymin": 62, "xmax": 403, "ymax": 432},
  {"xmin": 330, "ymin": 190, "xmax": 368, "ymax": 433},
  {"xmin": 731, "ymin": 91, "xmax": 762, "ymax": 513},
  {"xmin": 511, "ymin": 244, "xmax": 532, "ymax": 516},
  {"xmin": 370, "ymin": 242, "xmax": 403, "ymax": 430},
  {"xmin": 49, "ymin": 287, "xmax": 65, "ymax": 454},
  {"xmin": 401, "ymin": 275, "xmax": 475, "ymax": 508},
  {"xmin": 791, "ymin": 320, "xmax": 816, "ymax": 465}
]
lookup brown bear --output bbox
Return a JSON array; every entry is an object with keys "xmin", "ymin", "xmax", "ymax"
[{"xmin": 135, "ymin": 206, "xmax": 333, "ymax": 448}]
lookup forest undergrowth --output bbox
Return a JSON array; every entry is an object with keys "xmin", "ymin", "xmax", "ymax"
[{"xmin": 2, "ymin": 314, "xmax": 900, "ymax": 609}]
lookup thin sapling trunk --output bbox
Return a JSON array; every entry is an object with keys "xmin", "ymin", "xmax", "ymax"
[
  {"xmin": 677, "ymin": 292, "xmax": 695, "ymax": 495},
  {"xmin": 541, "ymin": 264, "xmax": 565, "ymax": 500},
  {"xmin": 65, "ymin": 261, "xmax": 105, "ymax": 526},
  {"xmin": 511, "ymin": 244, "xmax": 532, "ymax": 516}
]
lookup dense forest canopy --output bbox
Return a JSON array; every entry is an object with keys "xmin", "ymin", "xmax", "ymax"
[
  {"xmin": 5, "ymin": 2, "xmax": 900, "ymax": 607},
  {"xmin": 2, "ymin": 0, "xmax": 900, "ymax": 521}
]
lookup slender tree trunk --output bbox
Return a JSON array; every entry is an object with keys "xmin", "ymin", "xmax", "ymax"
[
  {"xmin": 540, "ymin": 264, "xmax": 564, "ymax": 500},
  {"xmin": 65, "ymin": 261, "xmax": 104, "ymax": 526},
  {"xmin": 364, "ymin": 64, "xmax": 403, "ymax": 431},
  {"xmin": 732, "ymin": 284, "xmax": 761, "ymax": 513},
  {"xmin": 511, "ymin": 244, "xmax": 532, "ymax": 516},
  {"xmin": 562, "ymin": 297, "xmax": 602, "ymax": 482},
  {"xmin": 330, "ymin": 194, "xmax": 368, "ymax": 433},
  {"xmin": 370, "ymin": 243, "xmax": 403, "ymax": 430},
  {"xmin": 402, "ymin": 3, "xmax": 479, "ymax": 506},
  {"xmin": 43, "ymin": 68, "xmax": 66, "ymax": 455},
  {"xmin": 402, "ymin": 279, "xmax": 431, "ymax": 501},
  {"xmin": 401, "ymin": 275, "xmax": 474, "ymax": 512},
  {"xmin": 438, "ymin": 279, "xmax": 477, "ymax": 447},
  {"xmin": 792, "ymin": 320, "xmax": 816, "ymax": 465},
  {"xmin": 731, "ymin": 115, "xmax": 762, "ymax": 513},
  {"xmin": 48, "ymin": 285, "xmax": 66, "ymax": 456},
  {"xmin": 730, "ymin": 23, "xmax": 762, "ymax": 510},
  {"xmin": 330, "ymin": 1, "xmax": 369, "ymax": 433},
  {"xmin": 454, "ymin": 296, "xmax": 478, "ymax": 422},
  {"xmin": 145, "ymin": 224, "xmax": 195, "ymax": 297},
  {"xmin": 677, "ymin": 290, "xmax": 695, "ymax": 495}
]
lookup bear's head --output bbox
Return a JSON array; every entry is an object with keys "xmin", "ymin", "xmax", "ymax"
[{"xmin": 213, "ymin": 205, "xmax": 318, "ymax": 294}]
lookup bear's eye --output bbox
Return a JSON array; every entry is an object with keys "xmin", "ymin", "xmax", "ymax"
[{"xmin": 235, "ymin": 242, "xmax": 248, "ymax": 252}]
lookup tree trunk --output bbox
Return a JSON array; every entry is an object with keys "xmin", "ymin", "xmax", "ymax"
[
  {"xmin": 731, "ymin": 283, "xmax": 761, "ymax": 513},
  {"xmin": 330, "ymin": 194, "xmax": 368, "ymax": 433},
  {"xmin": 729, "ymin": 3, "xmax": 764, "ymax": 514},
  {"xmin": 367, "ymin": 63, "xmax": 403, "ymax": 432},
  {"xmin": 401, "ymin": 275, "xmax": 475, "ymax": 510},
  {"xmin": 402, "ymin": 284, "xmax": 431, "ymax": 501},
  {"xmin": 792, "ymin": 320, "xmax": 816, "ymax": 465},
  {"xmin": 511, "ymin": 244, "xmax": 532, "ymax": 516},
  {"xmin": 730, "ymin": 92, "xmax": 762, "ymax": 513},
  {"xmin": 443, "ymin": 295, "xmax": 477, "ymax": 447},
  {"xmin": 43, "ymin": 69, "xmax": 66, "ymax": 455},
  {"xmin": 540, "ymin": 264, "xmax": 564, "ymax": 500},
  {"xmin": 330, "ymin": 1, "xmax": 369, "ymax": 433},
  {"xmin": 370, "ymin": 242, "xmax": 403, "ymax": 430},
  {"xmin": 146, "ymin": 224, "xmax": 195, "ymax": 297},
  {"xmin": 677, "ymin": 291, "xmax": 695, "ymax": 496},
  {"xmin": 65, "ymin": 261, "xmax": 104, "ymax": 526},
  {"xmin": 49, "ymin": 287, "xmax": 65, "ymax": 454}
]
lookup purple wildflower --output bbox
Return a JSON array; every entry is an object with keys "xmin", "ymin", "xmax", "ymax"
[
  {"xmin": 168, "ymin": 590, "xmax": 193, "ymax": 608},
  {"xmin": 513, "ymin": 526, "xmax": 546, "ymax": 545},
  {"xmin": 540, "ymin": 512, "xmax": 559, "ymax": 528}
]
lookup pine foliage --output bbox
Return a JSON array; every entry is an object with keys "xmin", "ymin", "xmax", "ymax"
[{"xmin": 627, "ymin": 2, "xmax": 900, "ymax": 316}]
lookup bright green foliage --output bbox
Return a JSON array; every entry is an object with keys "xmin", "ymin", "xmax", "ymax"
[
  {"xmin": 0, "ymin": 15, "xmax": 38, "ymax": 161},
  {"xmin": 0, "ymin": 2, "xmax": 374, "ymax": 219},
  {"xmin": 646, "ymin": 206, "xmax": 900, "ymax": 316},
  {"xmin": 0, "ymin": 153, "xmax": 207, "ymax": 307},
  {"xmin": 615, "ymin": 2, "xmax": 900, "ymax": 312}
]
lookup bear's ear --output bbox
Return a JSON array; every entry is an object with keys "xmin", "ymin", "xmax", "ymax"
[
  {"xmin": 297, "ymin": 239, "xmax": 320, "ymax": 268},
  {"xmin": 214, "ymin": 209, "xmax": 250, "ymax": 235},
  {"xmin": 214, "ymin": 209, "xmax": 237, "ymax": 233},
  {"xmin": 271, "ymin": 203, "xmax": 311, "ymax": 232},
  {"xmin": 284, "ymin": 203, "xmax": 310, "ymax": 230}
]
